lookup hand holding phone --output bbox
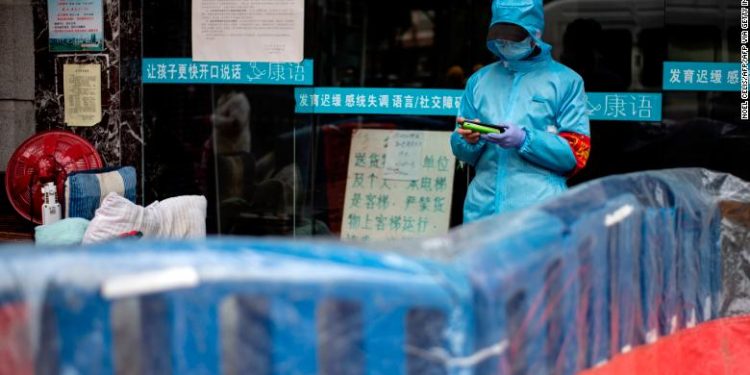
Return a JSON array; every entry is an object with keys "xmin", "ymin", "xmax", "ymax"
[{"xmin": 460, "ymin": 120, "xmax": 507, "ymax": 134}]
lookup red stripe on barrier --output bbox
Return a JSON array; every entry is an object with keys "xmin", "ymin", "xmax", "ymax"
[
  {"xmin": 580, "ymin": 315, "xmax": 750, "ymax": 375},
  {"xmin": 0, "ymin": 303, "xmax": 33, "ymax": 375}
]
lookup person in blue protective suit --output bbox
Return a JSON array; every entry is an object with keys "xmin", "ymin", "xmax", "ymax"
[{"xmin": 451, "ymin": 0, "xmax": 591, "ymax": 223}]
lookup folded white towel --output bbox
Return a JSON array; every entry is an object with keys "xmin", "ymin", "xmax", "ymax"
[
  {"xmin": 83, "ymin": 193, "xmax": 207, "ymax": 244},
  {"xmin": 152, "ymin": 194, "xmax": 207, "ymax": 239}
]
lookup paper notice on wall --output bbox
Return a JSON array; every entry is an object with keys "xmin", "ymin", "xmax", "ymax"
[
  {"xmin": 192, "ymin": 0, "xmax": 304, "ymax": 62},
  {"xmin": 341, "ymin": 129, "xmax": 456, "ymax": 241},
  {"xmin": 63, "ymin": 64, "xmax": 102, "ymax": 127}
]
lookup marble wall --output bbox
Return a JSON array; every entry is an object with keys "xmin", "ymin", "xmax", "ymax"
[{"xmin": 31, "ymin": 0, "xmax": 143, "ymax": 200}]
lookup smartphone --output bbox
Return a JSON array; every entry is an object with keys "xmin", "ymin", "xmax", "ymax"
[{"xmin": 461, "ymin": 121, "xmax": 507, "ymax": 134}]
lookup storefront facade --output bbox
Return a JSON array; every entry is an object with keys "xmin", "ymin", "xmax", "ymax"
[{"xmin": 1, "ymin": 0, "xmax": 747, "ymax": 238}]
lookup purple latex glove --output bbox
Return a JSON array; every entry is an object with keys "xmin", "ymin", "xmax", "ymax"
[{"xmin": 481, "ymin": 123, "xmax": 527, "ymax": 149}]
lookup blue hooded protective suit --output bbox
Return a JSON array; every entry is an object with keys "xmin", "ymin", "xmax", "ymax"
[{"xmin": 451, "ymin": 0, "xmax": 591, "ymax": 223}]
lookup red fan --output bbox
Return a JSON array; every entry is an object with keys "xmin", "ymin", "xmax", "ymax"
[{"xmin": 5, "ymin": 131, "xmax": 103, "ymax": 224}]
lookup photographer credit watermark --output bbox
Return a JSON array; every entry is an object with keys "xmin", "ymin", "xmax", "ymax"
[{"xmin": 742, "ymin": 0, "xmax": 749, "ymax": 119}]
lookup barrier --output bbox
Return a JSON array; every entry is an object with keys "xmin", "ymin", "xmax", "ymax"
[
  {"xmin": 0, "ymin": 168, "xmax": 749, "ymax": 375},
  {"xmin": 18, "ymin": 240, "xmax": 474, "ymax": 375}
]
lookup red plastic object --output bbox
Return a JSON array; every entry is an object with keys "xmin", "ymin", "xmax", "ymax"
[
  {"xmin": 0, "ymin": 303, "xmax": 33, "ymax": 375},
  {"xmin": 4, "ymin": 131, "xmax": 103, "ymax": 224},
  {"xmin": 580, "ymin": 315, "xmax": 750, "ymax": 375}
]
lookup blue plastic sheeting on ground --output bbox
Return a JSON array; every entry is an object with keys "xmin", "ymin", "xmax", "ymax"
[{"xmin": 0, "ymin": 168, "xmax": 749, "ymax": 375}]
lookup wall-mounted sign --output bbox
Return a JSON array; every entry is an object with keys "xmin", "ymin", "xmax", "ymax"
[
  {"xmin": 663, "ymin": 62, "xmax": 740, "ymax": 92},
  {"xmin": 142, "ymin": 58, "xmax": 313, "ymax": 85},
  {"xmin": 295, "ymin": 88, "xmax": 663, "ymax": 122},
  {"xmin": 586, "ymin": 92, "xmax": 662, "ymax": 122},
  {"xmin": 295, "ymin": 88, "xmax": 463, "ymax": 117},
  {"xmin": 48, "ymin": 0, "xmax": 104, "ymax": 52}
]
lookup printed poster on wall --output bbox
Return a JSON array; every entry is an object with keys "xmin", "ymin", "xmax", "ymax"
[
  {"xmin": 48, "ymin": 0, "xmax": 104, "ymax": 52},
  {"xmin": 63, "ymin": 64, "xmax": 102, "ymax": 127},
  {"xmin": 341, "ymin": 129, "xmax": 456, "ymax": 241},
  {"xmin": 192, "ymin": 0, "xmax": 304, "ymax": 62}
]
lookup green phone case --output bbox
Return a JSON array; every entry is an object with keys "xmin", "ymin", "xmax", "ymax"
[{"xmin": 461, "ymin": 121, "xmax": 505, "ymax": 134}]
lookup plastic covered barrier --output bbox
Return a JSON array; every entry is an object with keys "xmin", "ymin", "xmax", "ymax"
[
  {"xmin": 399, "ymin": 168, "xmax": 749, "ymax": 374},
  {"xmin": 0, "ymin": 241, "xmax": 474, "ymax": 375},
  {"xmin": 0, "ymin": 168, "xmax": 749, "ymax": 375}
]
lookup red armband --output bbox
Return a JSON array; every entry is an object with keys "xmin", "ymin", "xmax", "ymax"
[{"xmin": 559, "ymin": 132, "xmax": 591, "ymax": 176}]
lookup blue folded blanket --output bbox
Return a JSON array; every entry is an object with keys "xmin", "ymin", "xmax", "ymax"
[
  {"xmin": 35, "ymin": 218, "xmax": 91, "ymax": 246},
  {"xmin": 65, "ymin": 167, "xmax": 137, "ymax": 220}
]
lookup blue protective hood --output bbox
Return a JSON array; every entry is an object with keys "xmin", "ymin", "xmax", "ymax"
[{"xmin": 489, "ymin": 0, "xmax": 552, "ymax": 67}]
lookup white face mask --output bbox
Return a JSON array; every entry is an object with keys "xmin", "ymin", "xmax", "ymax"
[{"xmin": 488, "ymin": 36, "xmax": 534, "ymax": 61}]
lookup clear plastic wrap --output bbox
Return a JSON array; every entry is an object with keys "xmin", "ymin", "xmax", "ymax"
[{"xmin": 0, "ymin": 168, "xmax": 749, "ymax": 374}]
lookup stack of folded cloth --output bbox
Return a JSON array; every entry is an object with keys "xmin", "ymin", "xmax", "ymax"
[
  {"xmin": 82, "ymin": 193, "xmax": 207, "ymax": 244},
  {"xmin": 35, "ymin": 218, "xmax": 91, "ymax": 246},
  {"xmin": 34, "ymin": 165, "xmax": 208, "ymax": 245}
]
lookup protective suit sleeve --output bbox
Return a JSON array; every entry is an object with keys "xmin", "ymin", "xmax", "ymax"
[
  {"xmin": 518, "ymin": 76, "xmax": 591, "ymax": 175},
  {"xmin": 451, "ymin": 76, "xmax": 487, "ymax": 166}
]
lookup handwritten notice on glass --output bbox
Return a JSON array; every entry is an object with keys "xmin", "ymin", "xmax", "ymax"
[
  {"xmin": 384, "ymin": 131, "xmax": 424, "ymax": 181},
  {"xmin": 341, "ymin": 129, "xmax": 455, "ymax": 241}
]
